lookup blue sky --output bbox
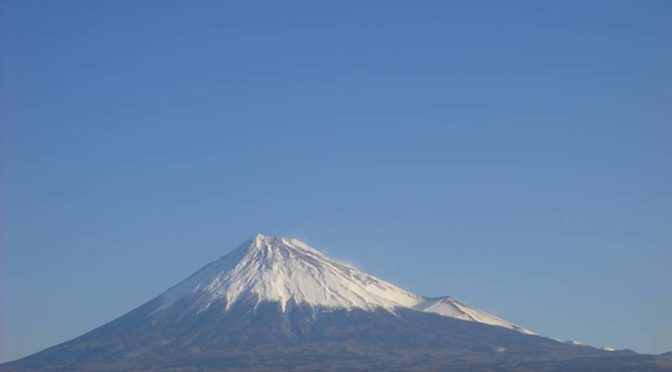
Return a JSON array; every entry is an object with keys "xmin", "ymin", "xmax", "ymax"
[{"xmin": 1, "ymin": 0, "xmax": 671, "ymax": 361}]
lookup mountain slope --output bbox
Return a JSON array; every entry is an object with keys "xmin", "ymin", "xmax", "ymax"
[
  {"xmin": 2, "ymin": 234, "xmax": 670, "ymax": 371},
  {"xmin": 155, "ymin": 234, "xmax": 530, "ymax": 333},
  {"xmin": 157, "ymin": 234, "xmax": 422, "ymax": 313},
  {"xmin": 414, "ymin": 296, "xmax": 534, "ymax": 334}
]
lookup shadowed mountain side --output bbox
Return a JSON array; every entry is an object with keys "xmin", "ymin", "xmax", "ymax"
[{"xmin": 3, "ymin": 299, "xmax": 671, "ymax": 371}]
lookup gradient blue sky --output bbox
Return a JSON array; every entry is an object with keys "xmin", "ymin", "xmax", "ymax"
[{"xmin": 1, "ymin": 0, "xmax": 671, "ymax": 362}]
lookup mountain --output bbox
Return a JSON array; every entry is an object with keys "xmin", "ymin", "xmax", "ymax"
[
  {"xmin": 154, "ymin": 234, "xmax": 530, "ymax": 333},
  {"xmin": 2, "ymin": 234, "xmax": 670, "ymax": 371}
]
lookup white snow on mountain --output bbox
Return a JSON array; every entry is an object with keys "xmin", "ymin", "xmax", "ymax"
[
  {"xmin": 156, "ymin": 233, "xmax": 531, "ymax": 334},
  {"xmin": 414, "ymin": 296, "xmax": 534, "ymax": 334},
  {"xmin": 158, "ymin": 234, "xmax": 422, "ymax": 312}
]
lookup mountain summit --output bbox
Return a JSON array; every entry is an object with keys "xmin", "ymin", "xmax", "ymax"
[
  {"xmin": 3, "ymin": 234, "xmax": 670, "ymax": 371},
  {"xmin": 156, "ymin": 233, "xmax": 528, "ymax": 333},
  {"xmin": 158, "ymin": 234, "xmax": 421, "ymax": 313}
]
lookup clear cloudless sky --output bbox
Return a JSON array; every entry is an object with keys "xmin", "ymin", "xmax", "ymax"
[{"xmin": 1, "ymin": 0, "xmax": 671, "ymax": 362}]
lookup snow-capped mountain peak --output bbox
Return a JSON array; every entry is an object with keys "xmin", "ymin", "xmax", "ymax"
[
  {"xmin": 158, "ymin": 234, "xmax": 422, "ymax": 312},
  {"xmin": 156, "ymin": 234, "xmax": 530, "ymax": 334}
]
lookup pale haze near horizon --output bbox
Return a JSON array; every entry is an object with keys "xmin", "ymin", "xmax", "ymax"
[{"xmin": 1, "ymin": 0, "xmax": 671, "ymax": 362}]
